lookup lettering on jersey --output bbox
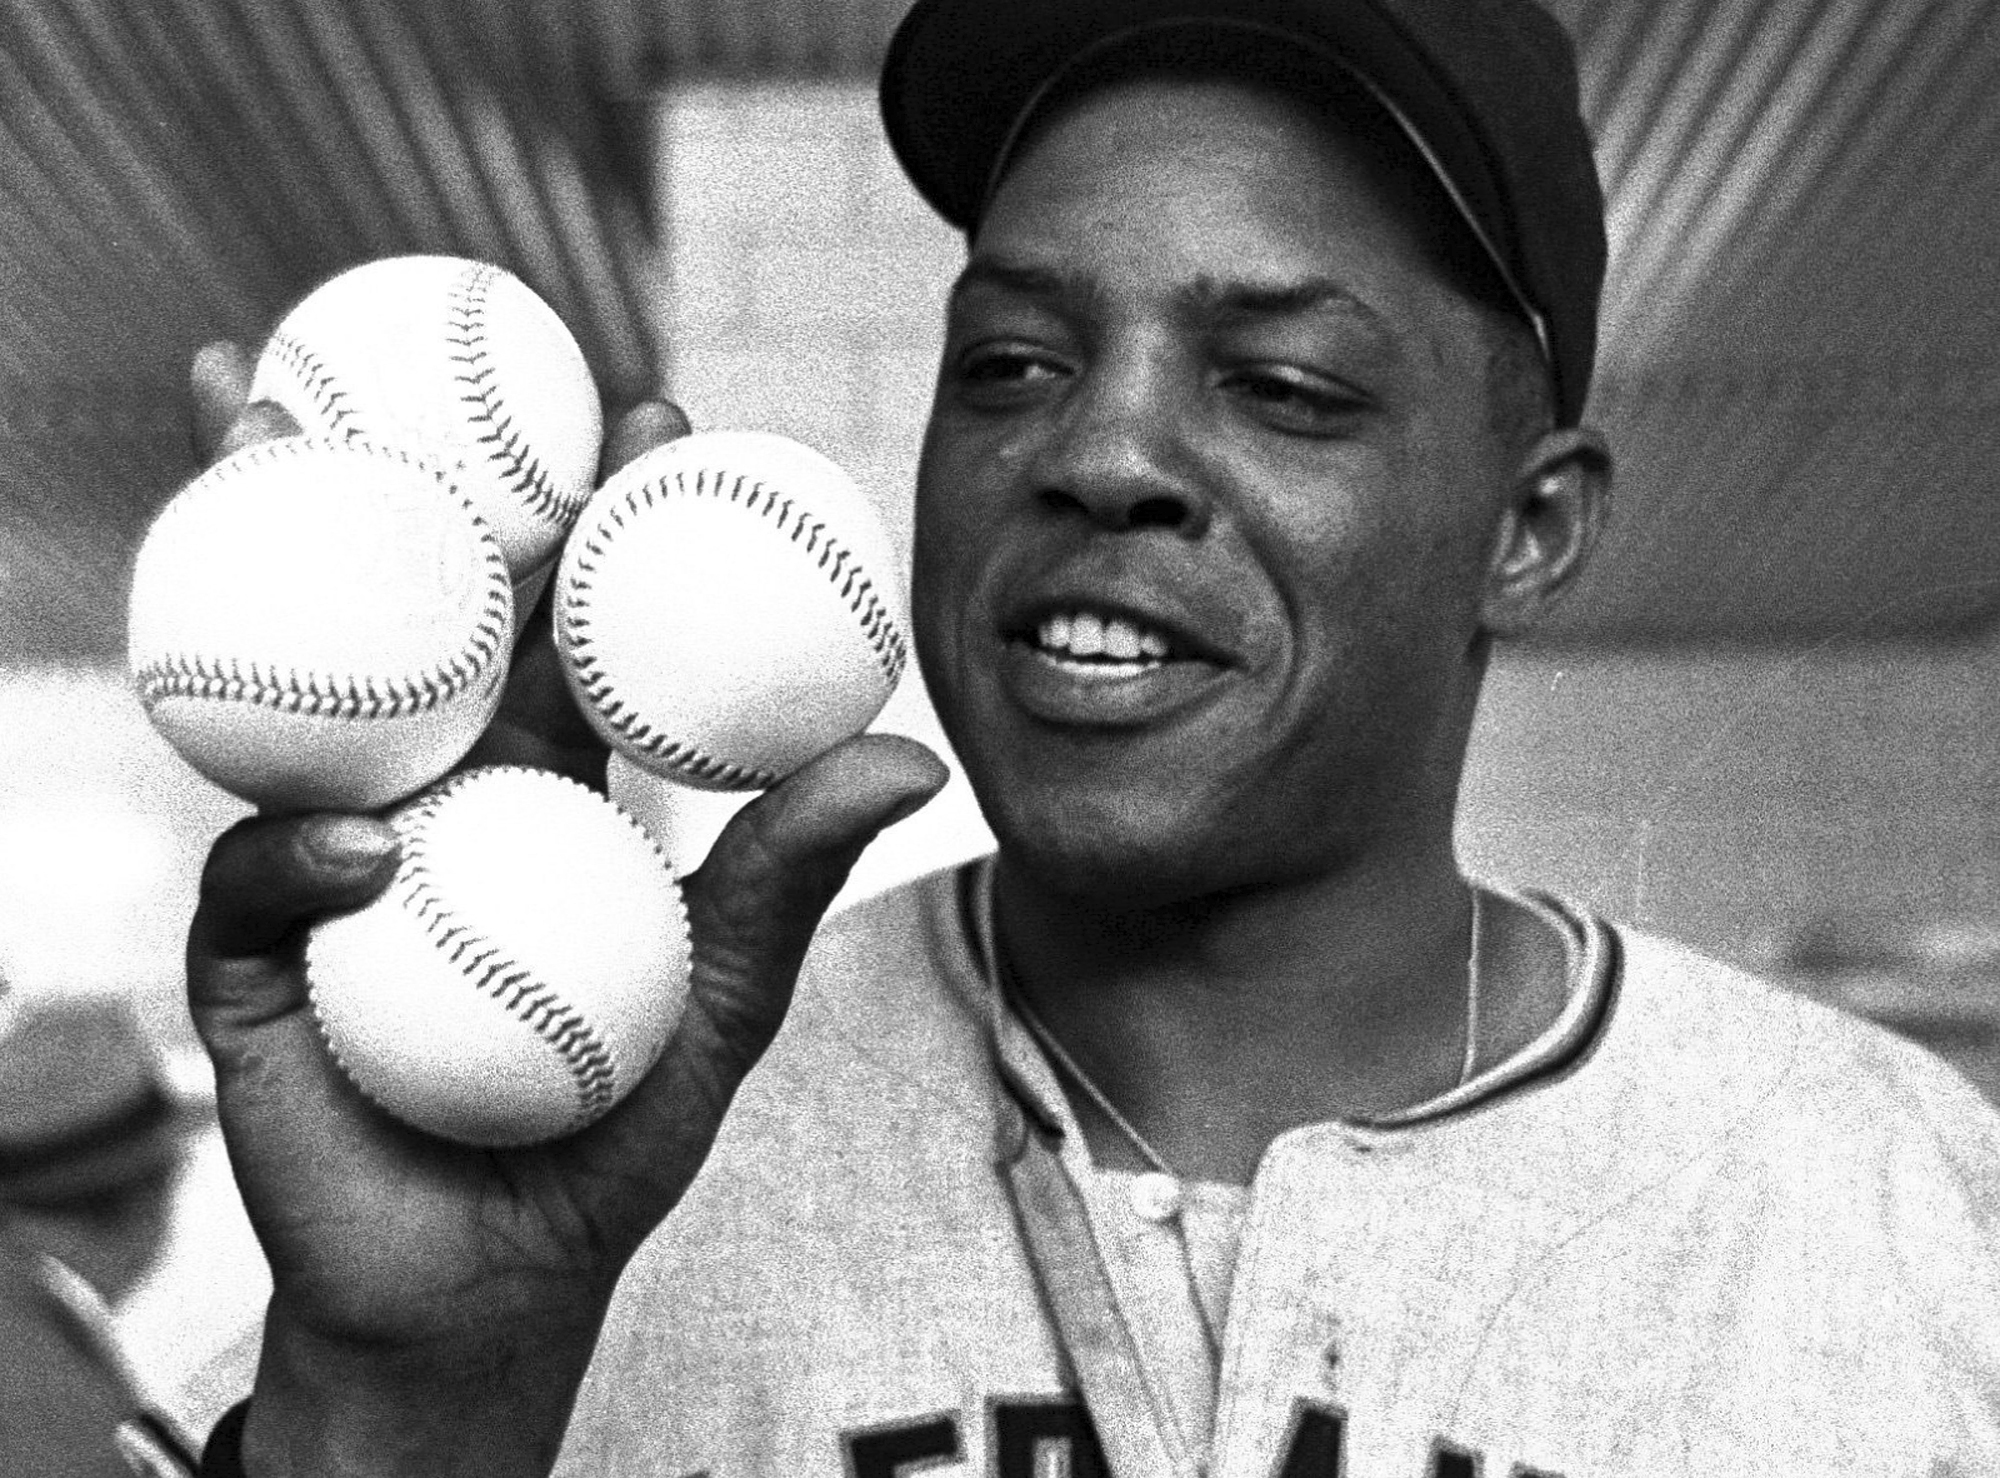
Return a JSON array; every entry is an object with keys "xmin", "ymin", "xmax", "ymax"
[
  {"xmin": 1432, "ymin": 1438, "xmax": 1566, "ymax": 1478},
  {"xmin": 840, "ymin": 1399, "xmax": 1109, "ymax": 1477},
  {"xmin": 1274, "ymin": 1399, "xmax": 1348, "ymax": 1476},
  {"xmin": 844, "ymin": 1413, "xmax": 960, "ymax": 1476},
  {"xmin": 839, "ymin": 1397, "xmax": 1558, "ymax": 1478},
  {"xmin": 990, "ymin": 1396, "xmax": 1109, "ymax": 1478},
  {"xmin": 1267, "ymin": 1404, "xmax": 1560, "ymax": 1478}
]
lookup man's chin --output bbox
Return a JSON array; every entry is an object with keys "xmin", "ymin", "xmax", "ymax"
[{"xmin": 984, "ymin": 797, "xmax": 1253, "ymax": 914}]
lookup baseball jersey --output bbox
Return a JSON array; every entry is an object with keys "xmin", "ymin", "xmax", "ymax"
[{"xmin": 555, "ymin": 859, "xmax": 2000, "ymax": 1477}]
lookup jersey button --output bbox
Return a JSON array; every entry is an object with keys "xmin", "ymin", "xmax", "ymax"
[{"xmin": 1129, "ymin": 1171, "xmax": 1183, "ymax": 1222}]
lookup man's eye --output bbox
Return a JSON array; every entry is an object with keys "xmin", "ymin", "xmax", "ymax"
[
  {"xmin": 1221, "ymin": 368, "xmax": 1366, "ymax": 432},
  {"xmin": 951, "ymin": 346, "xmax": 1066, "ymax": 398}
]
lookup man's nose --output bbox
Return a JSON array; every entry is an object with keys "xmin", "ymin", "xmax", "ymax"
[{"xmin": 1028, "ymin": 360, "xmax": 1213, "ymax": 537}]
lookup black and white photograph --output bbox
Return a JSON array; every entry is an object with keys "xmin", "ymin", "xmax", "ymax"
[{"xmin": 2, "ymin": 1, "xmax": 1998, "ymax": 1473}]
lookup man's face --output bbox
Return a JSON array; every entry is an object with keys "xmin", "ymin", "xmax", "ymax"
[{"xmin": 912, "ymin": 75, "xmax": 1529, "ymax": 904}]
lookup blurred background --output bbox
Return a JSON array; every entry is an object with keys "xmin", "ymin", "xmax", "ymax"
[{"xmin": 2, "ymin": 0, "xmax": 1999, "ymax": 1442}]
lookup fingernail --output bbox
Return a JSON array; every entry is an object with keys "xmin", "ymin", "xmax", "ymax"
[
  {"xmin": 641, "ymin": 399, "xmax": 692, "ymax": 438},
  {"xmin": 302, "ymin": 816, "xmax": 397, "ymax": 870}
]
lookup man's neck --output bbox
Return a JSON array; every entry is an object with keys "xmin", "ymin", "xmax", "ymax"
[{"xmin": 991, "ymin": 852, "xmax": 1565, "ymax": 1184}]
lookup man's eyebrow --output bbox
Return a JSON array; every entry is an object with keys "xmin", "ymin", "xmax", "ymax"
[
  {"xmin": 945, "ymin": 262, "xmax": 1393, "ymax": 340},
  {"xmin": 947, "ymin": 258, "xmax": 1074, "ymax": 304},
  {"xmin": 1182, "ymin": 275, "xmax": 1392, "ymax": 333}
]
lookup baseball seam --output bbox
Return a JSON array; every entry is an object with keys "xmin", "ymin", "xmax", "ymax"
[
  {"xmin": 132, "ymin": 440, "xmax": 513, "ymax": 721},
  {"xmin": 397, "ymin": 777, "xmax": 622, "ymax": 1124},
  {"xmin": 562, "ymin": 464, "xmax": 910, "ymax": 789},
  {"xmin": 447, "ymin": 264, "xmax": 579, "ymax": 532},
  {"xmin": 264, "ymin": 331, "xmax": 362, "ymax": 439}
]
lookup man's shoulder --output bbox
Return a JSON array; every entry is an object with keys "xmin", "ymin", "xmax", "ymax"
[
  {"xmin": 1609, "ymin": 920, "xmax": 1992, "ymax": 1118},
  {"xmin": 1537, "ymin": 913, "xmax": 2000, "ymax": 1202},
  {"xmin": 693, "ymin": 860, "xmax": 1005, "ymax": 1159},
  {"xmin": 809, "ymin": 862, "xmax": 972, "ymax": 975},
  {"xmin": 789, "ymin": 860, "xmax": 989, "ymax": 1048}
]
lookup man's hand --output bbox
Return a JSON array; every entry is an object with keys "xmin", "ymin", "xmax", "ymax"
[{"xmin": 183, "ymin": 343, "xmax": 949, "ymax": 1476}]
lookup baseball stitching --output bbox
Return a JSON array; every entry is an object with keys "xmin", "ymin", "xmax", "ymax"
[
  {"xmin": 562, "ymin": 463, "xmax": 911, "ymax": 789},
  {"xmin": 391, "ymin": 774, "xmax": 623, "ymax": 1125},
  {"xmin": 264, "ymin": 331, "xmax": 362, "ymax": 440},
  {"xmin": 131, "ymin": 440, "xmax": 513, "ymax": 721},
  {"xmin": 447, "ymin": 263, "xmax": 582, "ymax": 532}
]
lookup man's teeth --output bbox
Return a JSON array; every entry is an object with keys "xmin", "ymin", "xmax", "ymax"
[{"xmin": 1037, "ymin": 612, "xmax": 1172, "ymax": 661}]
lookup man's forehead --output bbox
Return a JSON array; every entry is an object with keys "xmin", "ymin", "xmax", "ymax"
[{"xmin": 969, "ymin": 74, "xmax": 1475, "ymax": 314}]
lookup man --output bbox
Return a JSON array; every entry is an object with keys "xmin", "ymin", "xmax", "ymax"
[
  {"xmin": 181, "ymin": 1, "xmax": 2000, "ymax": 1474},
  {"xmin": 0, "ymin": 969, "xmax": 205, "ymax": 1476}
]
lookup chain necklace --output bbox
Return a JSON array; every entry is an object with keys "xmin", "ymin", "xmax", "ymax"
[{"xmin": 1006, "ymin": 888, "xmax": 1485, "ymax": 1181}]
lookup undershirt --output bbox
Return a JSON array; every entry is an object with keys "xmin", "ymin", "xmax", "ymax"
[{"xmin": 983, "ymin": 881, "xmax": 1617, "ymax": 1456}]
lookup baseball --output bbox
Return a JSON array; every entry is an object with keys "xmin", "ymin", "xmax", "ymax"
[
  {"xmin": 249, "ymin": 254, "xmax": 603, "ymax": 586},
  {"xmin": 126, "ymin": 437, "xmax": 513, "ymax": 811},
  {"xmin": 555, "ymin": 430, "xmax": 910, "ymax": 790},
  {"xmin": 305, "ymin": 765, "xmax": 693, "ymax": 1146}
]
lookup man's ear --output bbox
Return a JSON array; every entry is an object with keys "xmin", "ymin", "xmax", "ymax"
[{"xmin": 1480, "ymin": 425, "xmax": 1613, "ymax": 639}]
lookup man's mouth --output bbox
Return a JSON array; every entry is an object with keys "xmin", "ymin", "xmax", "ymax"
[
  {"xmin": 1024, "ymin": 608, "xmax": 1192, "ymax": 676},
  {"xmin": 1023, "ymin": 608, "xmax": 1178, "ymax": 675},
  {"xmin": 991, "ymin": 593, "xmax": 1237, "ymax": 726}
]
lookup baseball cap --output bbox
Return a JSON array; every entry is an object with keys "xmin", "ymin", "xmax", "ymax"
[{"xmin": 879, "ymin": 0, "xmax": 1606, "ymax": 425}]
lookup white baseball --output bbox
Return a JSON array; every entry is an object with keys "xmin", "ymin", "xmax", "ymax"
[
  {"xmin": 306, "ymin": 766, "xmax": 693, "ymax": 1146},
  {"xmin": 126, "ymin": 437, "xmax": 513, "ymax": 811},
  {"xmin": 250, "ymin": 254, "xmax": 603, "ymax": 586},
  {"xmin": 555, "ymin": 431, "xmax": 910, "ymax": 791}
]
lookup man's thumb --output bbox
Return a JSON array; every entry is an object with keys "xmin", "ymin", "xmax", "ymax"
[{"xmin": 678, "ymin": 733, "xmax": 947, "ymax": 1054}]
